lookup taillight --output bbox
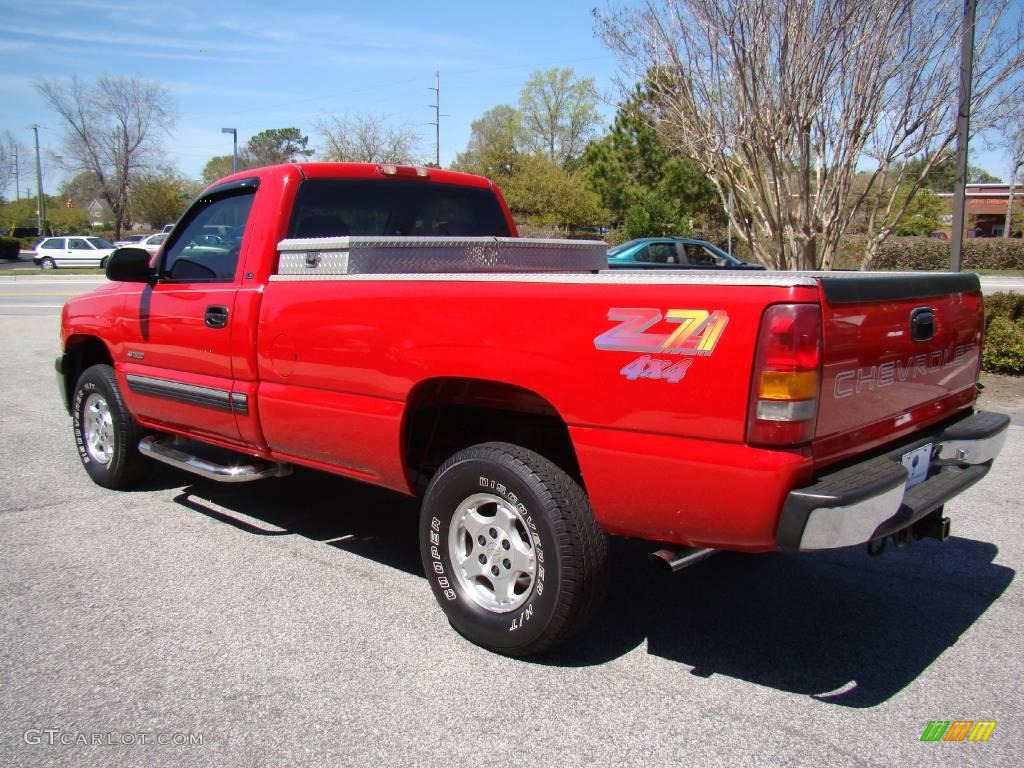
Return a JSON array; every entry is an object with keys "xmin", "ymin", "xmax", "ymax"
[
  {"xmin": 746, "ymin": 303, "xmax": 822, "ymax": 447},
  {"xmin": 378, "ymin": 164, "xmax": 430, "ymax": 178}
]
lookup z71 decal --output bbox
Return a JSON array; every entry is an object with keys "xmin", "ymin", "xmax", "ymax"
[{"xmin": 594, "ymin": 308, "xmax": 728, "ymax": 384}]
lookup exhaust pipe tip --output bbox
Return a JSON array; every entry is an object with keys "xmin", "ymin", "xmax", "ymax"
[{"xmin": 650, "ymin": 547, "xmax": 717, "ymax": 573}]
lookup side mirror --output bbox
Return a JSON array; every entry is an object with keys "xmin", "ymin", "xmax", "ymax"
[{"xmin": 106, "ymin": 247, "xmax": 155, "ymax": 283}]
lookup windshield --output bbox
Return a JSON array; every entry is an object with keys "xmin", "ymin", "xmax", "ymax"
[
  {"xmin": 607, "ymin": 240, "xmax": 643, "ymax": 257},
  {"xmin": 87, "ymin": 237, "xmax": 114, "ymax": 248}
]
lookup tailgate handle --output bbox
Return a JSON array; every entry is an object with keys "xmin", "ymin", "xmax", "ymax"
[
  {"xmin": 204, "ymin": 305, "xmax": 229, "ymax": 329},
  {"xmin": 910, "ymin": 307, "xmax": 935, "ymax": 343}
]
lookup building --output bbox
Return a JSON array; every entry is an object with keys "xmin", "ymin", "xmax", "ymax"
[{"xmin": 936, "ymin": 183, "xmax": 1022, "ymax": 238}]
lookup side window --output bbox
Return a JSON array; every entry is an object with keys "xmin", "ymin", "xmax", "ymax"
[
  {"xmin": 649, "ymin": 243, "xmax": 678, "ymax": 264},
  {"xmin": 633, "ymin": 245, "xmax": 652, "ymax": 263},
  {"xmin": 684, "ymin": 244, "xmax": 720, "ymax": 266},
  {"xmin": 162, "ymin": 191, "xmax": 255, "ymax": 282},
  {"xmin": 41, "ymin": 238, "xmax": 63, "ymax": 249},
  {"xmin": 68, "ymin": 238, "xmax": 89, "ymax": 250}
]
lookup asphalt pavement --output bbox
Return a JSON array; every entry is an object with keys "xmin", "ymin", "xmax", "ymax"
[{"xmin": 0, "ymin": 311, "xmax": 1021, "ymax": 767}]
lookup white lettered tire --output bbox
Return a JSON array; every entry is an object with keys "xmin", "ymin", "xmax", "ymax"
[
  {"xmin": 420, "ymin": 442, "xmax": 608, "ymax": 655},
  {"xmin": 72, "ymin": 364, "xmax": 148, "ymax": 489}
]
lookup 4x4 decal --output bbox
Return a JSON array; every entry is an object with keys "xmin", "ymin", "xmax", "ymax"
[{"xmin": 594, "ymin": 308, "xmax": 728, "ymax": 383}]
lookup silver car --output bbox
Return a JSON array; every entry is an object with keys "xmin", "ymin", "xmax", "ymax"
[{"xmin": 34, "ymin": 236, "xmax": 116, "ymax": 269}]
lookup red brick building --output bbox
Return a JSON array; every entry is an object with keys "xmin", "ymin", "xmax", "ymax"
[{"xmin": 937, "ymin": 183, "xmax": 1022, "ymax": 237}]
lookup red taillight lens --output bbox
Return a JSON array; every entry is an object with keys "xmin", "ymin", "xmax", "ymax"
[{"xmin": 746, "ymin": 303, "xmax": 822, "ymax": 447}]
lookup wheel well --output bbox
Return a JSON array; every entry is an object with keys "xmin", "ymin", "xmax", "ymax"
[
  {"xmin": 403, "ymin": 378, "xmax": 582, "ymax": 495},
  {"xmin": 62, "ymin": 336, "xmax": 113, "ymax": 410}
]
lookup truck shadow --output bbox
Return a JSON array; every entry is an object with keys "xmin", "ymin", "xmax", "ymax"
[
  {"xmin": 551, "ymin": 536, "xmax": 1014, "ymax": 708},
  {"xmin": 171, "ymin": 468, "xmax": 1013, "ymax": 709}
]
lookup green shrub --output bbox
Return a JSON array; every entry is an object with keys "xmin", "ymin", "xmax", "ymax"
[
  {"xmin": 868, "ymin": 237, "xmax": 1024, "ymax": 271},
  {"xmin": 982, "ymin": 316, "xmax": 1024, "ymax": 373},
  {"xmin": 0, "ymin": 237, "xmax": 20, "ymax": 260},
  {"xmin": 984, "ymin": 292, "xmax": 1024, "ymax": 323}
]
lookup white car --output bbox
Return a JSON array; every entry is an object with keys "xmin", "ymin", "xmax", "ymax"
[
  {"xmin": 34, "ymin": 236, "xmax": 116, "ymax": 269},
  {"xmin": 112, "ymin": 234, "xmax": 147, "ymax": 248},
  {"xmin": 136, "ymin": 233, "xmax": 168, "ymax": 256}
]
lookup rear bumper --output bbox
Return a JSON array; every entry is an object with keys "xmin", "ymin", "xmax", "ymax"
[{"xmin": 777, "ymin": 410, "xmax": 1009, "ymax": 551}]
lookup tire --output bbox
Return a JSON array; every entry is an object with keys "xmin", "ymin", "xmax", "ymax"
[
  {"xmin": 420, "ymin": 442, "xmax": 608, "ymax": 656},
  {"xmin": 72, "ymin": 364, "xmax": 148, "ymax": 489},
  {"xmin": 40, "ymin": 257, "xmax": 56, "ymax": 270},
  {"xmin": 99, "ymin": 257, "xmax": 108, "ymax": 270}
]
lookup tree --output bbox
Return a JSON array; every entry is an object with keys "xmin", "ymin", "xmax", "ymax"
[
  {"xmin": 518, "ymin": 68, "xmax": 601, "ymax": 167},
  {"xmin": 201, "ymin": 155, "xmax": 237, "ymax": 185},
  {"xmin": 130, "ymin": 169, "xmax": 200, "ymax": 228},
  {"xmin": 597, "ymin": 0, "xmax": 1024, "ymax": 269},
  {"xmin": 34, "ymin": 75, "xmax": 174, "ymax": 240},
  {"xmin": 243, "ymin": 127, "xmax": 313, "ymax": 167},
  {"xmin": 58, "ymin": 171, "xmax": 104, "ymax": 209},
  {"xmin": 889, "ymin": 190, "xmax": 943, "ymax": 236},
  {"xmin": 316, "ymin": 113, "xmax": 420, "ymax": 163},
  {"xmin": 500, "ymin": 154, "xmax": 605, "ymax": 229},
  {"xmin": 990, "ymin": 110, "xmax": 1024, "ymax": 237},
  {"xmin": 451, "ymin": 105, "xmax": 527, "ymax": 178},
  {"xmin": 902, "ymin": 152, "xmax": 1002, "ymax": 192},
  {"xmin": 582, "ymin": 94, "xmax": 724, "ymax": 235}
]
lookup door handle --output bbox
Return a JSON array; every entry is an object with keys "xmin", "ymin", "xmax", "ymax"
[{"xmin": 204, "ymin": 305, "xmax": 229, "ymax": 329}]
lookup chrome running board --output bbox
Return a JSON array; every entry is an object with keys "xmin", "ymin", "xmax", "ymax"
[{"xmin": 138, "ymin": 435, "xmax": 292, "ymax": 483}]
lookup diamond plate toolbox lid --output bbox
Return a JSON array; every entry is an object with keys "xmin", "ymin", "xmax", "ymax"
[{"xmin": 275, "ymin": 236, "xmax": 608, "ymax": 276}]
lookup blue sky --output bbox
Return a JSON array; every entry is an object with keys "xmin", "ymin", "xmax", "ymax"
[
  {"xmin": 0, "ymin": 0, "xmax": 621, "ymax": 191},
  {"xmin": 0, "ymin": 0, "xmax": 1014, "ymax": 197}
]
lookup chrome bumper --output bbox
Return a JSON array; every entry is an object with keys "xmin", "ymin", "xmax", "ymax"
[{"xmin": 776, "ymin": 410, "xmax": 1010, "ymax": 551}]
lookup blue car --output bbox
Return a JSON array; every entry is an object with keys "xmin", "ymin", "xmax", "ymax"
[{"xmin": 607, "ymin": 237, "xmax": 765, "ymax": 270}]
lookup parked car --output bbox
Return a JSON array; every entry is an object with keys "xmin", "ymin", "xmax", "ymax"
[
  {"xmin": 112, "ymin": 234, "xmax": 148, "ymax": 248},
  {"xmin": 135, "ymin": 233, "xmax": 167, "ymax": 256},
  {"xmin": 34, "ymin": 236, "xmax": 116, "ymax": 269},
  {"xmin": 161, "ymin": 223, "xmax": 175, "ymax": 234},
  {"xmin": 607, "ymin": 237, "xmax": 765, "ymax": 270}
]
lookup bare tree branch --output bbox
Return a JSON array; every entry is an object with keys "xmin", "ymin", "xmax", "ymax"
[
  {"xmin": 597, "ymin": 0, "xmax": 1024, "ymax": 269},
  {"xmin": 33, "ymin": 76, "xmax": 174, "ymax": 239},
  {"xmin": 315, "ymin": 113, "xmax": 421, "ymax": 164}
]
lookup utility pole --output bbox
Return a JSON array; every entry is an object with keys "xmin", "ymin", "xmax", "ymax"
[
  {"xmin": 13, "ymin": 145, "xmax": 19, "ymax": 201},
  {"xmin": 427, "ymin": 70, "xmax": 448, "ymax": 167},
  {"xmin": 950, "ymin": 0, "xmax": 976, "ymax": 272},
  {"xmin": 31, "ymin": 124, "xmax": 45, "ymax": 235}
]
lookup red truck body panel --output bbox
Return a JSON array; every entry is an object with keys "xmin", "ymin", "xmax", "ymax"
[{"xmin": 59, "ymin": 162, "xmax": 996, "ymax": 555}]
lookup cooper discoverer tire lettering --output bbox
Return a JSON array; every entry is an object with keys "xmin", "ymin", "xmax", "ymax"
[
  {"xmin": 72, "ymin": 364, "xmax": 148, "ymax": 489},
  {"xmin": 419, "ymin": 442, "xmax": 608, "ymax": 656}
]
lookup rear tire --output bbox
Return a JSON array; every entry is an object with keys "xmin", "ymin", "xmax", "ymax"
[
  {"xmin": 420, "ymin": 442, "xmax": 608, "ymax": 656},
  {"xmin": 40, "ymin": 257, "xmax": 56, "ymax": 270},
  {"xmin": 72, "ymin": 364, "xmax": 148, "ymax": 489}
]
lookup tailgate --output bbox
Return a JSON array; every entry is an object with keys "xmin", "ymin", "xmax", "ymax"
[{"xmin": 814, "ymin": 273, "xmax": 983, "ymax": 466}]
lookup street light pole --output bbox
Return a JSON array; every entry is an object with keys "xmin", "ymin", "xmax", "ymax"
[
  {"xmin": 222, "ymin": 128, "xmax": 238, "ymax": 174},
  {"xmin": 13, "ymin": 145, "xmax": 19, "ymax": 202},
  {"xmin": 31, "ymin": 124, "xmax": 45, "ymax": 235}
]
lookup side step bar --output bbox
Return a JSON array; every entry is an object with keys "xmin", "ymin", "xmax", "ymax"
[{"xmin": 139, "ymin": 435, "xmax": 292, "ymax": 483}]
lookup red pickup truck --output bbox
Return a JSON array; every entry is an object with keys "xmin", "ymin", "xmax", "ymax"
[{"xmin": 57, "ymin": 162, "xmax": 1009, "ymax": 655}]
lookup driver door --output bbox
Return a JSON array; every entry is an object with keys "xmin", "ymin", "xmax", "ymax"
[{"xmin": 118, "ymin": 183, "xmax": 256, "ymax": 444}]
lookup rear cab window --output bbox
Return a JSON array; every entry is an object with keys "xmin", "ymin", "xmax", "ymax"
[{"xmin": 287, "ymin": 179, "xmax": 511, "ymax": 239}]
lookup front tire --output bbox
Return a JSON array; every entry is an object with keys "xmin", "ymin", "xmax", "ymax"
[
  {"xmin": 420, "ymin": 442, "xmax": 608, "ymax": 656},
  {"xmin": 72, "ymin": 364, "xmax": 148, "ymax": 489}
]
